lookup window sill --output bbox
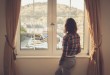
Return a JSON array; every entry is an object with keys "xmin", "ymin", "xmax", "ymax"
[{"xmin": 16, "ymin": 54, "xmax": 90, "ymax": 59}]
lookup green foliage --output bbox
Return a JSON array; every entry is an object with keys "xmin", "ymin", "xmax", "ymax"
[{"xmin": 20, "ymin": 26, "xmax": 27, "ymax": 33}]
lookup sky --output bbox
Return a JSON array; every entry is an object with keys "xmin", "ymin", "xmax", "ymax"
[{"xmin": 21, "ymin": 0, "xmax": 84, "ymax": 10}]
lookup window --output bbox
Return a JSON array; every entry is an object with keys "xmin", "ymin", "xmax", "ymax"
[{"xmin": 16, "ymin": 0, "xmax": 89, "ymax": 56}]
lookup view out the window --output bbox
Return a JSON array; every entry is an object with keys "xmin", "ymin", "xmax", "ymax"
[
  {"xmin": 20, "ymin": 0, "xmax": 84, "ymax": 51},
  {"xmin": 20, "ymin": 0, "xmax": 48, "ymax": 50},
  {"xmin": 56, "ymin": 0, "xmax": 84, "ymax": 49}
]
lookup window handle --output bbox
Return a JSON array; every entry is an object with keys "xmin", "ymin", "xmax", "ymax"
[{"xmin": 50, "ymin": 23, "xmax": 55, "ymax": 26}]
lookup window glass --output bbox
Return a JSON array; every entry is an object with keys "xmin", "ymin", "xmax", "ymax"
[
  {"xmin": 20, "ymin": 0, "xmax": 48, "ymax": 50},
  {"xmin": 57, "ymin": 0, "xmax": 84, "ymax": 49}
]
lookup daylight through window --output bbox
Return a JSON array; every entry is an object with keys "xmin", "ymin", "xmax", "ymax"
[{"xmin": 17, "ymin": 0, "xmax": 88, "ymax": 56}]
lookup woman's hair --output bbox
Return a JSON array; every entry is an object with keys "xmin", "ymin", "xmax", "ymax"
[{"xmin": 64, "ymin": 18, "xmax": 77, "ymax": 34}]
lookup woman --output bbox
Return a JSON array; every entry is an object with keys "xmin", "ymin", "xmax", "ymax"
[{"xmin": 55, "ymin": 18, "xmax": 81, "ymax": 75}]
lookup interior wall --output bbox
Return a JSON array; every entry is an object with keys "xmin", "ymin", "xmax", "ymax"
[
  {"xmin": 100, "ymin": 0, "xmax": 110, "ymax": 75},
  {"xmin": 16, "ymin": 57, "xmax": 89, "ymax": 75},
  {"xmin": 0, "ymin": 0, "xmax": 6, "ymax": 75}
]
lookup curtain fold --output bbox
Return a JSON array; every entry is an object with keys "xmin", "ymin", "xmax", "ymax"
[
  {"xmin": 84, "ymin": 0, "xmax": 104, "ymax": 75},
  {"xmin": 4, "ymin": 0, "xmax": 21, "ymax": 75}
]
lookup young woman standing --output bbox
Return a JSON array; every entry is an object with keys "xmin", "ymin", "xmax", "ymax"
[{"xmin": 55, "ymin": 18, "xmax": 81, "ymax": 75}]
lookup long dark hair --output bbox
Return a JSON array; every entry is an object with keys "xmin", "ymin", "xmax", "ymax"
[{"xmin": 64, "ymin": 18, "xmax": 77, "ymax": 34}]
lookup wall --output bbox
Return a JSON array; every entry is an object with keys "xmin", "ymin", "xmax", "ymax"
[
  {"xmin": 1, "ymin": 0, "xmax": 110, "ymax": 75},
  {"xmin": 16, "ymin": 57, "xmax": 88, "ymax": 75},
  {"xmin": 100, "ymin": 0, "xmax": 110, "ymax": 75},
  {"xmin": 0, "ymin": 0, "xmax": 6, "ymax": 75}
]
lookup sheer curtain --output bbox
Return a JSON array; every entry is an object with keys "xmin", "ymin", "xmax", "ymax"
[
  {"xmin": 3, "ymin": 0, "xmax": 21, "ymax": 75},
  {"xmin": 84, "ymin": 0, "xmax": 104, "ymax": 75}
]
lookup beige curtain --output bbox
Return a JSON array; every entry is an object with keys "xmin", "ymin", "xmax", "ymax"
[
  {"xmin": 4, "ymin": 0, "xmax": 21, "ymax": 75},
  {"xmin": 84, "ymin": 0, "xmax": 104, "ymax": 75}
]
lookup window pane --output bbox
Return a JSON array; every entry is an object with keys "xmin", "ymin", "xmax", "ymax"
[
  {"xmin": 57, "ymin": 0, "xmax": 84, "ymax": 49},
  {"xmin": 20, "ymin": 0, "xmax": 48, "ymax": 50}
]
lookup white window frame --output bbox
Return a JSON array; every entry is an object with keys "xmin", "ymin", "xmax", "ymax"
[{"xmin": 16, "ymin": 0, "xmax": 90, "ymax": 57}]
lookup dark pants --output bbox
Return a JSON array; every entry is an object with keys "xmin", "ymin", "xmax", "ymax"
[{"xmin": 55, "ymin": 57, "xmax": 76, "ymax": 75}]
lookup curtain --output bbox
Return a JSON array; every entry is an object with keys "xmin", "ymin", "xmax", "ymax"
[
  {"xmin": 84, "ymin": 0, "xmax": 104, "ymax": 75},
  {"xmin": 4, "ymin": 0, "xmax": 21, "ymax": 75}
]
